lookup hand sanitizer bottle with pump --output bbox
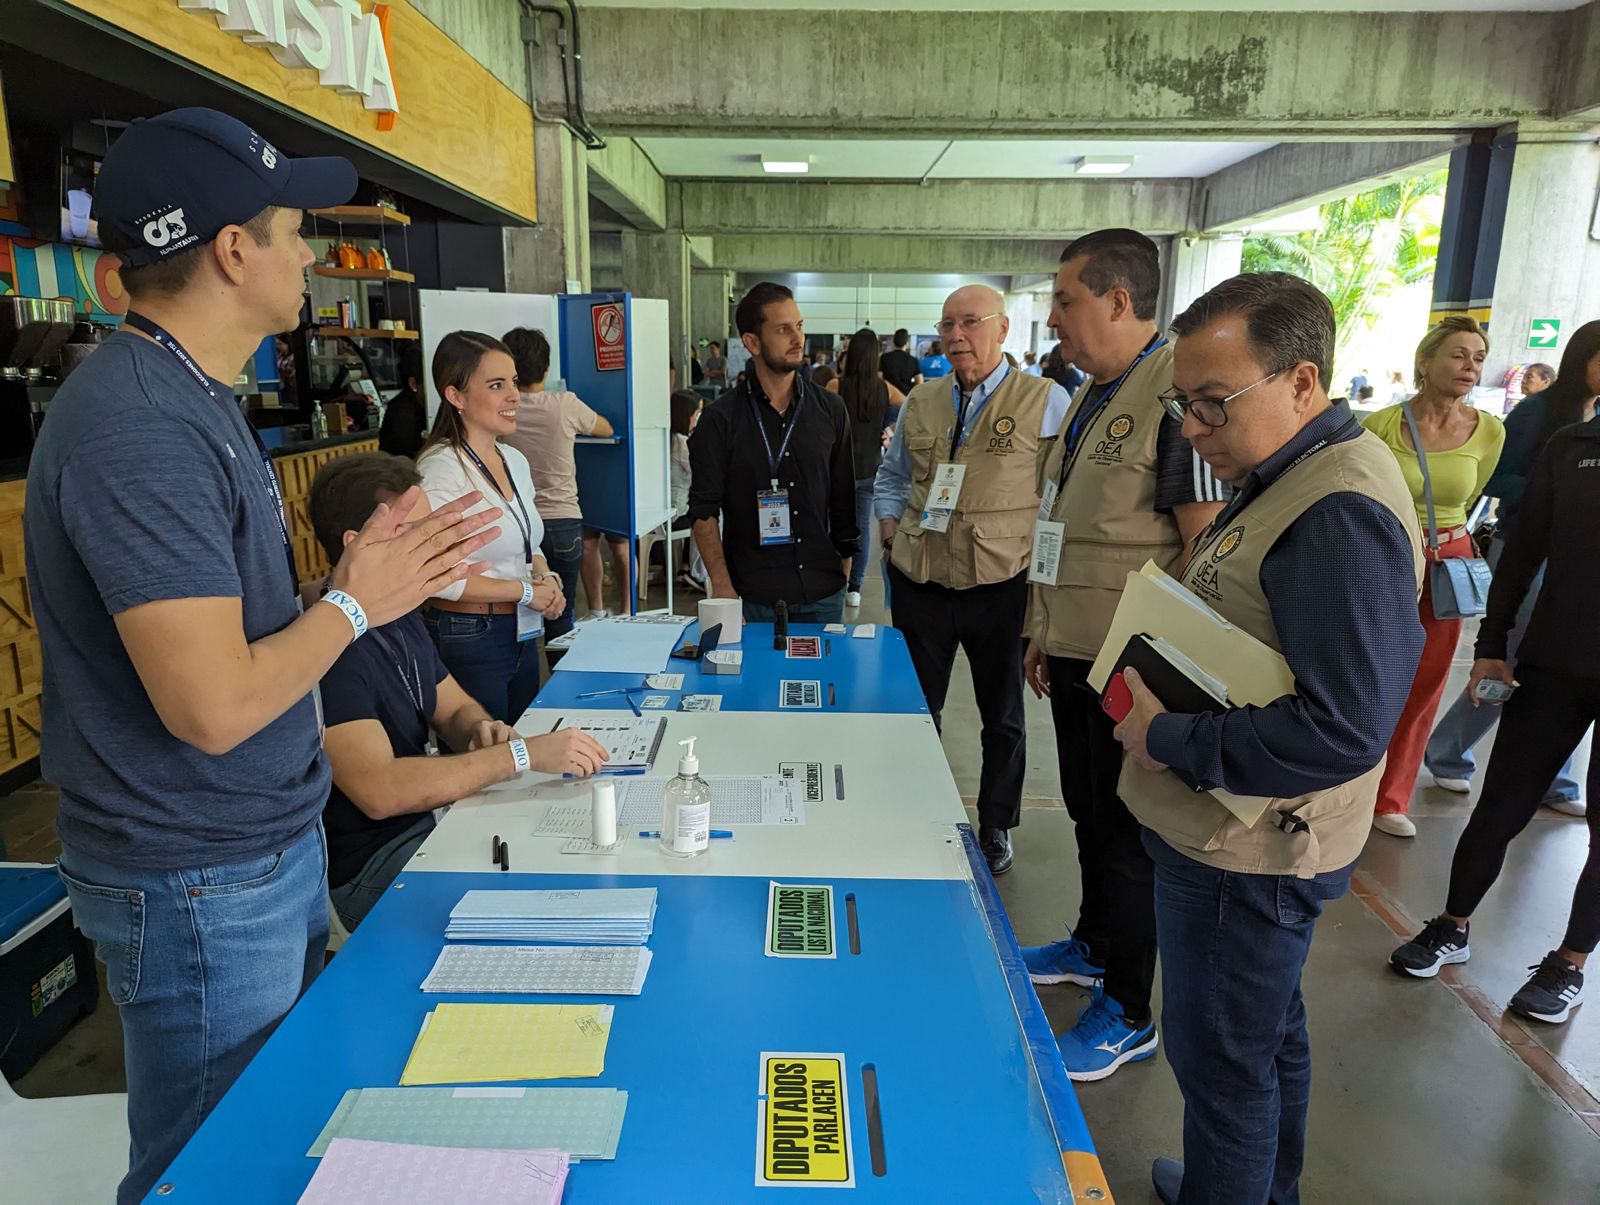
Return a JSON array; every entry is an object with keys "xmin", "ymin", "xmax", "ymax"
[{"xmin": 660, "ymin": 737, "xmax": 711, "ymax": 857}]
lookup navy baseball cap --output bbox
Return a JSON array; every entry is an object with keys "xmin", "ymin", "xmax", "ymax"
[{"xmin": 97, "ymin": 108, "xmax": 357, "ymax": 267}]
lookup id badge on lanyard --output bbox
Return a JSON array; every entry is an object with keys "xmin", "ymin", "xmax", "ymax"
[
  {"xmin": 752, "ymin": 386, "xmax": 804, "ymax": 546},
  {"xmin": 1029, "ymin": 480, "xmax": 1065, "ymax": 585},
  {"xmin": 462, "ymin": 442, "xmax": 541, "ymax": 641},
  {"xmin": 919, "ymin": 463, "xmax": 967, "ymax": 534}
]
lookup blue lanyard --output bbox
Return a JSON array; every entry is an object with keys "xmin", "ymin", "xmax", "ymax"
[
  {"xmin": 122, "ymin": 312, "xmax": 298, "ymax": 589},
  {"xmin": 1057, "ymin": 334, "xmax": 1166, "ymax": 489},
  {"xmin": 749, "ymin": 378, "xmax": 807, "ymax": 489},
  {"xmin": 460, "ymin": 442, "xmax": 535, "ymax": 565},
  {"xmin": 949, "ymin": 365, "xmax": 1011, "ymax": 459}
]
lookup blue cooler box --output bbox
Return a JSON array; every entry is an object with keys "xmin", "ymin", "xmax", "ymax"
[{"xmin": 0, "ymin": 863, "xmax": 100, "ymax": 1081}]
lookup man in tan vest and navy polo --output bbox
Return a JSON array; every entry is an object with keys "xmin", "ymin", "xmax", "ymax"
[
  {"xmin": 873, "ymin": 284, "xmax": 1073, "ymax": 876},
  {"xmin": 1111, "ymin": 273, "xmax": 1424, "ymax": 1205},
  {"xmin": 1019, "ymin": 229, "xmax": 1227, "ymax": 1085}
]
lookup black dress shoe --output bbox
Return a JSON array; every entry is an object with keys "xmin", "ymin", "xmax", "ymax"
[{"xmin": 979, "ymin": 826, "xmax": 1014, "ymax": 876}]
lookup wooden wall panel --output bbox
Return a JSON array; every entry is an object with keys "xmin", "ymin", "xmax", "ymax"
[
  {"xmin": 61, "ymin": 0, "xmax": 536, "ymax": 222},
  {"xmin": 273, "ymin": 439, "xmax": 378, "ymax": 586},
  {"xmin": 0, "ymin": 478, "xmax": 39, "ymax": 778}
]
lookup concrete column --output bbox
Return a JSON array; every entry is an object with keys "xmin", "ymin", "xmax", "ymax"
[
  {"xmin": 504, "ymin": 123, "xmax": 590, "ymax": 295},
  {"xmin": 1163, "ymin": 234, "xmax": 1245, "ymax": 325},
  {"xmin": 1484, "ymin": 130, "xmax": 1600, "ymax": 385},
  {"xmin": 621, "ymin": 229, "xmax": 692, "ymax": 388},
  {"xmin": 691, "ymin": 270, "xmax": 734, "ymax": 346}
]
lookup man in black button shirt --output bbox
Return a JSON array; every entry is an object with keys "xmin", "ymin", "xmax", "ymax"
[
  {"xmin": 880, "ymin": 328, "xmax": 923, "ymax": 396},
  {"xmin": 688, "ymin": 282, "xmax": 859, "ymax": 624}
]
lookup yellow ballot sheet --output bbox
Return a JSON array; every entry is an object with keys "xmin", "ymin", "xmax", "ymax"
[
  {"xmin": 398, "ymin": 1003, "xmax": 613, "ymax": 1086},
  {"xmin": 1091, "ymin": 562, "xmax": 1297, "ymax": 827}
]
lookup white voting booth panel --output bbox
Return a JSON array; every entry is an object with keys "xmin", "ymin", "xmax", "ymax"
[
  {"xmin": 410, "ymin": 711, "xmax": 974, "ymax": 882},
  {"xmin": 416, "ymin": 290, "xmax": 560, "ymax": 420},
  {"xmin": 627, "ymin": 298, "xmax": 673, "ymax": 537}
]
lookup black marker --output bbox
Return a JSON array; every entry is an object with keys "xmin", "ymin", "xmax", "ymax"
[
  {"xmin": 492, "ymin": 834, "xmax": 502, "ymax": 864},
  {"xmin": 773, "ymin": 600, "xmax": 788, "ymax": 649},
  {"xmin": 499, "ymin": 841, "xmax": 510, "ymax": 872}
]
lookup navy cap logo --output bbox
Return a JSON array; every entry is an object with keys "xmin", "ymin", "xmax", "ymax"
[{"xmin": 142, "ymin": 209, "xmax": 189, "ymax": 250}]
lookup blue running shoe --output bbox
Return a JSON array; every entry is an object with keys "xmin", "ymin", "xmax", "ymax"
[
  {"xmin": 1057, "ymin": 989, "xmax": 1158, "ymax": 1083},
  {"xmin": 1021, "ymin": 929, "xmax": 1104, "ymax": 987}
]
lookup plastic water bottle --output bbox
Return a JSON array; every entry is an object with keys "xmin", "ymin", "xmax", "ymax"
[{"xmin": 659, "ymin": 737, "xmax": 710, "ymax": 858}]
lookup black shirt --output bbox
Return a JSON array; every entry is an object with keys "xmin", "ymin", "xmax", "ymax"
[
  {"xmin": 378, "ymin": 388, "xmax": 427, "ymax": 459},
  {"xmin": 879, "ymin": 349, "xmax": 920, "ymax": 395},
  {"xmin": 687, "ymin": 374, "xmax": 860, "ymax": 605},
  {"xmin": 1476, "ymin": 415, "xmax": 1600, "ymax": 677},
  {"xmin": 841, "ymin": 379, "xmax": 893, "ymax": 480},
  {"xmin": 321, "ymin": 612, "xmax": 449, "ymax": 887}
]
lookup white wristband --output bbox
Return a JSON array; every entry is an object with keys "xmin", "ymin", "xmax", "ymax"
[
  {"xmin": 520, "ymin": 581, "xmax": 536, "ymax": 608},
  {"xmin": 322, "ymin": 590, "xmax": 367, "ymax": 640},
  {"xmin": 508, "ymin": 737, "xmax": 531, "ymax": 774}
]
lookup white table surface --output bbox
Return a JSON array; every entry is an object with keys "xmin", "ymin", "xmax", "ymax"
[{"xmin": 408, "ymin": 709, "xmax": 975, "ymax": 881}]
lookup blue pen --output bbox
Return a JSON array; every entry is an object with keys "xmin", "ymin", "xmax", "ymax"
[
  {"xmin": 577, "ymin": 685, "xmax": 644, "ymax": 699},
  {"xmin": 638, "ymin": 829, "xmax": 734, "ymax": 839},
  {"xmin": 563, "ymin": 767, "xmax": 650, "ymax": 779}
]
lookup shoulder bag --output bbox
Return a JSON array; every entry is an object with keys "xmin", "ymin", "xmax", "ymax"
[{"xmin": 1401, "ymin": 402, "xmax": 1492, "ymax": 620}]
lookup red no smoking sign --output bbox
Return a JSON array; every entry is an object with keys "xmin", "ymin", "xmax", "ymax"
[{"xmin": 591, "ymin": 302, "xmax": 626, "ymax": 371}]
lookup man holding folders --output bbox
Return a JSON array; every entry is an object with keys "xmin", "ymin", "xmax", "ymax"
[
  {"xmin": 1109, "ymin": 273, "xmax": 1424, "ymax": 1205},
  {"xmin": 1019, "ymin": 230, "xmax": 1227, "ymax": 1083}
]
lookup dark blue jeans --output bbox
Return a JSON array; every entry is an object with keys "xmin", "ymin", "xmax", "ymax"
[
  {"xmin": 424, "ymin": 610, "xmax": 542, "ymax": 725},
  {"xmin": 849, "ymin": 477, "xmax": 876, "ymax": 592},
  {"xmin": 1143, "ymin": 828, "xmax": 1354, "ymax": 1205},
  {"xmin": 541, "ymin": 517, "xmax": 585, "ymax": 641},
  {"xmin": 742, "ymin": 588, "xmax": 846, "ymax": 626}
]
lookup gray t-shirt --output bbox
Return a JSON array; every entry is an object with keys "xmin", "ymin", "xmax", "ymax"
[{"xmin": 25, "ymin": 332, "xmax": 328, "ymax": 870}]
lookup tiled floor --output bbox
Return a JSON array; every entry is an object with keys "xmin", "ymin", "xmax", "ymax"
[{"xmin": 6, "ymin": 543, "xmax": 1599, "ymax": 1202}]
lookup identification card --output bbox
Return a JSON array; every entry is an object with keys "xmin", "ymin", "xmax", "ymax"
[
  {"xmin": 1037, "ymin": 479, "xmax": 1059, "ymax": 522},
  {"xmin": 1029, "ymin": 519, "xmax": 1066, "ymax": 585},
  {"xmin": 757, "ymin": 490, "xmax": 793, "ymax": 545},
  {"xmin": 920, "ymin": 462, "xmax": 965, "ymax": 533}
]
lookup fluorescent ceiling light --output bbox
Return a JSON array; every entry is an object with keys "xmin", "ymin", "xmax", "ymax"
[
  {"xmin": 762, "ymin": 158, "xmax": 811, "ymax": 174},
  {"xmin": 1073, "ymin": 156, "xmax": 1134, "ymax": 176}
]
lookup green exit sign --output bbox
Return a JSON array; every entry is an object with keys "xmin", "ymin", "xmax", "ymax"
[{"xmin": 1528, "ymin": 318, "xmax": 1561, "ymax": 350}]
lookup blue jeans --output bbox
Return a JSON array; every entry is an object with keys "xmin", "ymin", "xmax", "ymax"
[
  {"xmin": 425, "ymin": 610, "xmax": 542, "ymax": 725},
  {"xmin": 541, "ymin": 517, "xmax": 585, "ymax": 641},
  {"xmin": 1425, "ymin": 550, "xmax": 1586, "ymax": 800},
  {"xmin": 849, "ymin": 477, "xmax": 876, "ymax": 592},
  {"xmin": 1144, "ymin": 829, "xmax": 1353, "ymax": 1205},
  {"xmin": 329, "ymin": 813, "xmax": 435, "ymax": 931},
  {"xmin": 56, "ymin": 823, "xmax": 328, "ymax": 1204},
  {"xmin": 742, "ymin": 588, "xmax": 846, "ymax": 626}
]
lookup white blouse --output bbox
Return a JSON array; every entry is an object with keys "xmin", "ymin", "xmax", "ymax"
[{"xmin": 416, "ymin": 441, "xmax": 546, "ymax": 622}]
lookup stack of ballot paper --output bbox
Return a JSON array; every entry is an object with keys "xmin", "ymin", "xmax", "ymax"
[
  {"xmin": 421, "ymin": 945, "xmax": 653, "ymax": 996},
  {"xmin": 299, "ymin": 1139, "xmax": 570, "ymax": 1205},
  {"xmin": 308, "ymin": 1087, "xmax": 629, "ymax": 1160},
  {"xmin": 399, "ymin": 1003, "xmax": 613, "ymax": 1085},
  {"xmin": 446, "ymin": 889, "xmax": 658, "ymax": 945}
]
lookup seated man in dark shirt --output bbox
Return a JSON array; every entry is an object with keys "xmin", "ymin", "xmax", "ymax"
[{"xmin": 311, "ymin": 454, "xmax": 608, "ymax": 929}]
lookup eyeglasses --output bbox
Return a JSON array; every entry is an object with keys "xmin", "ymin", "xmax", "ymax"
[
  {"xmin": 1157, "ymin": 370, "xmax": 1282, "ymax": 429},
  {"xmin": 934, "ymin": 313, "xmax": 1002, "ymax": 337}
]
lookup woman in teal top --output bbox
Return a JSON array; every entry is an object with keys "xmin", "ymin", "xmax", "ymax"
[{"xmin": 1361, "ymin": 316, "xmax": 1505, "ymax": 838}]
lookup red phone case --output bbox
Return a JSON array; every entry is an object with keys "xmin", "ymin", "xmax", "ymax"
[{"xmin": 1101, "ymin": 672, "xmax": 1134, "ymax": 723}]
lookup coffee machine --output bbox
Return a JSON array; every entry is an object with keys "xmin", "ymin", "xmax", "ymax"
[{"xmin": 0, "ymin": 296, "xmax": 78, "ymax": 467}]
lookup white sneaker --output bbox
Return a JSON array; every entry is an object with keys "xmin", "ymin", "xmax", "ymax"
[
  {"xmin": 1373, "ymin": 813, "xmax": 1417, "ymax": 838},
  {"xmin": 1546, "ymin": 798, "xmax": 1588, "ymax": 817},
  {"xmin": 1431, "ymin": 773, "xmax": 1472, "ymax": 794},
  {"xmin": 845, "ymin": 591, "xmax": 862, "ymax": 609},
  {"xmin": 580, "ymin": 610, "xmax": 610, "ymax": 622}
]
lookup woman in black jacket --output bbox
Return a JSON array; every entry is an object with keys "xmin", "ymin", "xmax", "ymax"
[{"xmin": 1390, "ymin": 349, "xmax": 1600, "ymax": 1025}]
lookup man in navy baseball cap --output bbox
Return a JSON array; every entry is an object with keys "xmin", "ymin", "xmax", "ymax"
[
  {"xmin": 28, "ymin": 109, "xmax": 500, "ymax": 1204},
  {"xmin": 98, "ymin": 106, "xmax": 357, "ymax": 267}
]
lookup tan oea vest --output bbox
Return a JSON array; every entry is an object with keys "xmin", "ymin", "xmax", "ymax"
[
  {"xmin": 889, "ymin": 368, "xmax": 1052, "ymax": 590},
  {"xmin": 1120, "ymin": 425, "xmax": 1424, "ymax": 878},
  {"xmin": 1029, "ymin": 342, "xmax": 1187, "ymax": 659}
]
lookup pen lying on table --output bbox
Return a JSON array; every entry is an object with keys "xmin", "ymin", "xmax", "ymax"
[{"xmin": 637, "ymin": 829, "xmax": 734, "ymax": 839}]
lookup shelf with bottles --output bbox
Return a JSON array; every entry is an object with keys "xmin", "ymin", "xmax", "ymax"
[{"xmin": 313, "ymin": 266, "xmax": 416, "ymax": 284}]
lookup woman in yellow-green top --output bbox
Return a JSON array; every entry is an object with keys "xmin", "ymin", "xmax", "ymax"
[{"xmin": 1362, "ymin": 315, "xmax": 1505, "ymax": 837}]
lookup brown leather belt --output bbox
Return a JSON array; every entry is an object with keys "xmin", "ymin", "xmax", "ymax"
[{"xmin": 429, "ymin": 599, "xmax": 517, "ymax": 616}]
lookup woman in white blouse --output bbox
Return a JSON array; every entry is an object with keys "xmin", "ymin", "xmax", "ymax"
[{"xmin": 417, "ymin": 331, "xmax": 565, "ymax": 722}]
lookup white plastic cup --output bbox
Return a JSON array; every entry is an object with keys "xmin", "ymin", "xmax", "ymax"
[{"xmin": 591, "ymin": 779, "xmax": 618, "ymax": 847}]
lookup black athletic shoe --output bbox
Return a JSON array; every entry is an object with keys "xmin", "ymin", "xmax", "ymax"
[
  {"xmin": 1390, "ymin": 915, "xmax": 1471, "ymax": 978},
  {"xmin": 1509, "ymin": 951, "xmax": 1585, "ymax": 1023}
]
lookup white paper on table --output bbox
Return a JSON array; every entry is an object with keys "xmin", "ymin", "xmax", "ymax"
[
  {"xmin": 299, "ymin": 1138, "xmax": 570, "ymax": 1205},
  {"xmin": 551, "ymin": 616, "xmax": 689, "ymax": 675},
  {"xmin": 421, "ymin": 945, "xmax": 653, "ymax": 995},
  {"xmin": 532, "ymin": 805, "xmax": 593, "ymax": 839},
  {"xmin": 555, "ymin": 716, "xmax": 666, "ymax": 769},
  {"xmin": 851, "ymin": 624, "xmax": 877, "ymax": 638},
  {"xmin": 613, "ymin": 776, "xmax": 805, "ymax": 826}
]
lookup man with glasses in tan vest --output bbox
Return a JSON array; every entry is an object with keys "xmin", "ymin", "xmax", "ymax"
[
  {"xmin": 1020, "ymin": 229, "xmax": 1228, "ymax": 1084},
  {"xmin": 874, "ymin": 284, "xmax": 1073, "ymax": 875},
  {"xmin": 1111, "ymin": 273, "xmax": 1424, "ymax": 1204}
]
